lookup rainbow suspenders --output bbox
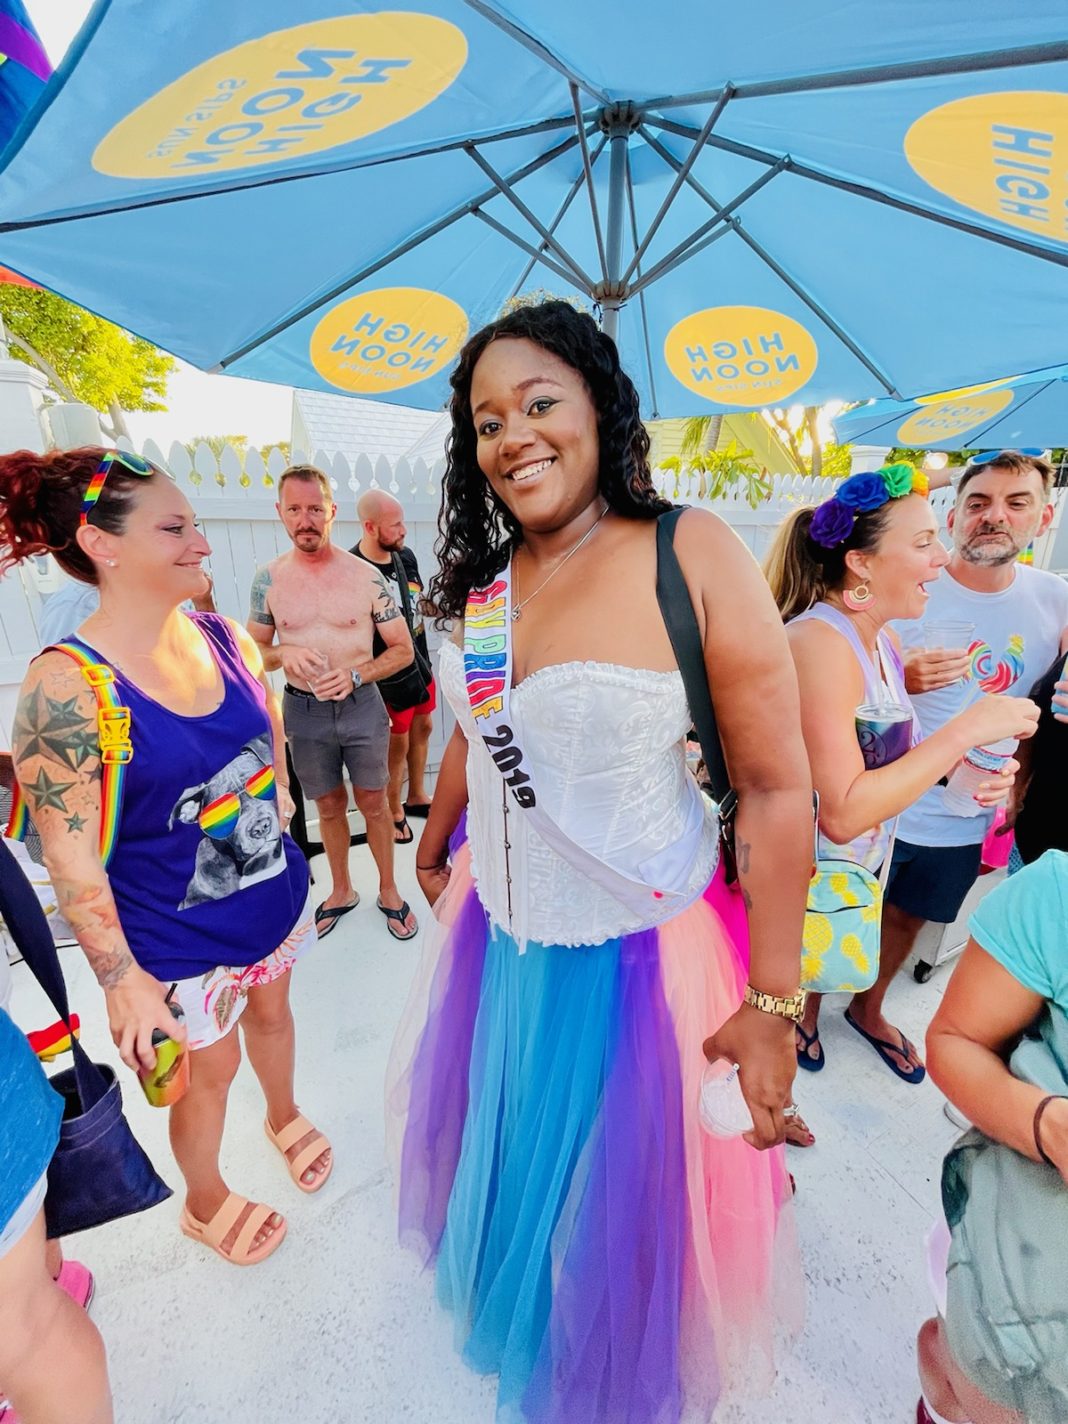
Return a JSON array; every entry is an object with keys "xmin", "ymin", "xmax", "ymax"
[{"xmin": 4, "ymin": 640, "xmax": 131, "ymax": 867}]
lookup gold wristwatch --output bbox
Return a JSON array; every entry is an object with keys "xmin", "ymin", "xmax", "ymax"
[{"xmin": 744, "ymin": 984, "xmax": 808, "ymax": 1024}]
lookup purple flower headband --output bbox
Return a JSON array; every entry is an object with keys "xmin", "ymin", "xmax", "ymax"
[{"xmin": 809, "ymin": 463, "xmax": 929, "ymax": 550}]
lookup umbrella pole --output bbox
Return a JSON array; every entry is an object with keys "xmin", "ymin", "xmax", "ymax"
[{"xmin": 598, "ymin": 106, "xmax": 636, "ymax": 344}]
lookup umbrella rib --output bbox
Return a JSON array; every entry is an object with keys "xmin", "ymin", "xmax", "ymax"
[
  {"xmin": 646, "ymin": 116, "xmax": 1068, "ymax": 271},
  {"xmin": 619, "ymin": 85, "xmax": 734, "ymax": 289},
  {"xmin": 214, "ymin": 133, "xmax": 580, "ymax": 370},
  {"xmin": 643, "ymin": 39, "xmax": 1068, "ymax": 108},
  {"xmin": 464, "ymin": 143, "xmax": 597, "ymax": 290},
  {"xmin": 472, "ymin": 209, "xmax": 591, "ymax": 294},
  {"xmin": 629, "ymin": 161, "xmax": 786, "ymax": 296},
  {"xmin": 0, "ymin": 115, "xmax": 581, "ymax": 234},
  {"xmin": 966, "ymin": 380, "xmax": 1054, "ymax": 447},
  {"xmin": 508, "ymin": 135, "xmax": 609, "ymax": 298},
  {"xmin": 570, "ymin": 84, "xmax": 609, "ymax": 283},
  {"xmin": 459, "ymin": 0, "xmax": 611, "ymax": 105},
  {"xmin": 638, "ymin": 125, "xmax": 902, "ymax": 397},
  {"xmin": 624, "ymin": 149, "xmax": 660, "ymax": 419}
]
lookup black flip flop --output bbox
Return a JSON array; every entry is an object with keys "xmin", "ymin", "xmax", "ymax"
[
  {"xmin": 403, "ymin": 802, "xmax": 431, "ymax": 820},
  {"xmin": 314, "ymin": 894, "xmax": 360, "ymax": 940},
  {"xmin": 844, "ymin": 1010, "xmax": 926, "ymax": 1084},
  {"xmin": 376, "ymin": 897, "xmax": 419, "ymax": 941},
  {"xmin": 394, "ymin": 818, "xmax": 414, "ymax": 845},
  {"xmin": 795, "ymin": 1021, "xmax": 825, "ymax": 1073}
]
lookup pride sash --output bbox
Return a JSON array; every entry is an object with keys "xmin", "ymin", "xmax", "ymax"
[{"xmin": 464, "ymin": 563, "xmax": 691, "ymax": 918}]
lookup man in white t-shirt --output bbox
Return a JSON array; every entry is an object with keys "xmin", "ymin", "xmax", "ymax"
[{"xmin": 853, "ymin": 450, "xmax": 1068, "ymax": 1081}]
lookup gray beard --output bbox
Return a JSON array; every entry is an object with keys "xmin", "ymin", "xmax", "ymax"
[{"xmin": 958, "ymin": 537, "xmax": 1025, "ymax": 567}]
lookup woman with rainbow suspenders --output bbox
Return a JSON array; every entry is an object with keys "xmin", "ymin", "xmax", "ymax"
[
  {"xmin": 0, "ymin": 447, "xmax": 331, "ymax": 1268},
  {"xmin": 385, "ymin": 302, "xmax": 813, "ymax": 1424}
]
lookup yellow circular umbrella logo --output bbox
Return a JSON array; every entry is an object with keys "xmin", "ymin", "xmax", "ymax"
[
  {"xmin": 897, "ymin": 387, "xmax": 1015, "ymax": 445},
  {"xmin": 93, "ymin": 14, "xmax": 467, "ymax": 179},
  {"xmin": 664, "ymin": 305, "xmax": 817, "ymax": 405},
  {"xmin": 905, "ymin": 91, "xmax": 1068, "ymax": 245},
  {"xmin": 310, "ymin": 286, "xmax": 468, "ymax": 394}
]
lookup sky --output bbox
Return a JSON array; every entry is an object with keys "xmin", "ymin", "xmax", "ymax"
[{"xmin": 22, "ymin": 0, "xmax": 294, "ymax": 451}]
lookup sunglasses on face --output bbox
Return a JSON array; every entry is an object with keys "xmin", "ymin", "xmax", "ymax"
[
  {"xmin": 969, "ymin": 448, "xmax": 1044, "ymax": 469},
  {"xmin": 79, "ymin": 450, "xmax": 157, "ymax": 527},
  {"xmin": 198, "ymin": 766, "xmax": 277, "ymax": 839}
]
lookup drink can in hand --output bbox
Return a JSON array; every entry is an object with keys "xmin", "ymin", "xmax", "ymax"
[{"xmin": 138, "ymin": 1000, "xmax": 190, "ymax": 1108}]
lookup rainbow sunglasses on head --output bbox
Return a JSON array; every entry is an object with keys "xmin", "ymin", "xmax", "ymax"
[
  {"xmin": 198, "ymin": 765, "xmax": 277, "ymax": 840},
  {"xmin": 80, "ymin": 450, "xmax": 158, "ymax": 527},
  {"xmin": 969, "ymin": 448, "xmax": 1044, "ymax": 469}
]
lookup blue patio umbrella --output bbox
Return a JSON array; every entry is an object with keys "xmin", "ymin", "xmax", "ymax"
[
  {"xmin": 0, "ymin": 1, "xmax": 49, "ymax": 156},
  {"xmin": 833, "ymin": 366, "xmax": 1068, "ymax": 451},
  {"xmin": 0, "ymin": 2, "xmax": 1066, "ymax": 416}
]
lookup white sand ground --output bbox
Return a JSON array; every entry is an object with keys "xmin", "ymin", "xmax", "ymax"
[{"xmin": 7, "ymin": 833, "xmax": 961, "ymax": 1424}]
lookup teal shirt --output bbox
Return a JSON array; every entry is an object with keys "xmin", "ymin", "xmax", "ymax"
[
  {"xmin": 969, "ymin": 850, "xmax": 1068, "ymax": 1011},
  {"xmin": 0, "ymin": 1007, "xmax": 63, "ymax": 1232}
]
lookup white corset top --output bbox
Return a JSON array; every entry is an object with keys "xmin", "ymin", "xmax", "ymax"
[{"xmin": 439, "ymin": 641, "xmax": 718, "ymax": 947}]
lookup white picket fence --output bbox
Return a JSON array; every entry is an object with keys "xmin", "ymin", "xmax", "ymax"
[{"xmin": 1, "ymin": 440, "xmax": 1065, "ymax": 754}]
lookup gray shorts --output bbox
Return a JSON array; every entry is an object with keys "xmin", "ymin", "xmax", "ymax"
[{"xmin": 283, "ymin": 683, "xmax": 390, "ymax": 799}]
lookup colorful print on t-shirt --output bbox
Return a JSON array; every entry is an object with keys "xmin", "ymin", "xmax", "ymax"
[
  {"xmin": 969, "ymin": 634, "xmax": 1025, "ymax": 693},
  {"xmin": 169, "ymin": 733, "xmax": 284, "ymax": 909}
]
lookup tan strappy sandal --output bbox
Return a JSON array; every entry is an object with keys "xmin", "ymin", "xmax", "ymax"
[
  {"xmin": 264, "ymin": 1112, "xmax": 333, "ymax": 1194},
  {"xmin": 179, "ymin": 1192, "xmax": 286, "ymax": 1266}
]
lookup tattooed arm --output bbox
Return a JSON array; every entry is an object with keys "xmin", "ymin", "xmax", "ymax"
[
  {"xmin": 310, "ymin": 570, "xmax": 414, "ymax": 701},
  {"xmin": 12, "ymin": 652, "xmax": 184, "ymax": 1071},
  {"xmin": 246, "ymin": 563, "xmax": 283, "ymax": 672}
]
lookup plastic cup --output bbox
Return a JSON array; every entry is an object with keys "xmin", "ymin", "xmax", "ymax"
[
  {"xmin": 855, "ymin": 702, "xmax": 912, "ymax": 769},
  {"xmin": 698, "ymin": 1059, "xmax": 753, "ymax": 1139},
  {"xmin": 924, "ymin": 620, "xmax": 975, "ymax": 651}
]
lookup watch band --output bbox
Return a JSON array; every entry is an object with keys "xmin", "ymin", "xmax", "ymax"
[
  {"xmin": 351, "ymin": 669, "xmax": 363, "ymax": 690},
  {"xmin": 743, "ymin": 984, "xmax": 807, "ymax": 1023}
]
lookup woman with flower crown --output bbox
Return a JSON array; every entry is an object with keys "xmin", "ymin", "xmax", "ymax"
[{"xmin": 764, "ymin": 465, "xmax": 1037, "ymax": 1092}]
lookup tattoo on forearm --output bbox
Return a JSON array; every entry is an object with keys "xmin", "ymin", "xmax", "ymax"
[
  {"xmin": 249, "ymin": 566, "xmax": 275, "ymax": 626},
  {"xmin": 56, "ymin": 879, "xmax": 133, "ymax": 989}
]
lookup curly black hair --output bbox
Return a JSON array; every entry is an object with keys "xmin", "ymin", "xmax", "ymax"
[{"xmin": 428, "ymin": 300, "xmax": 670, "ymax": 623}]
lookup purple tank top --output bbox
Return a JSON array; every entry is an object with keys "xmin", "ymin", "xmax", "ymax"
[{"xmin": 77, "ymin": 614, "xmax": 308, "ymax": 980}]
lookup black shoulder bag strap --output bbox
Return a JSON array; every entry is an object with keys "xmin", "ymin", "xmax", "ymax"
[
  {"xmin": 0, "ymin": 838, "xmax": 109, "ymax": 1108},
  {"xmin": 389, "ymin": 551, "xmax": 417, "ymax": 630},
  {"xmin": 389, "ymin": 552, "xmax": 432, "ymax": 685},
  {"xmin": 655, "ymin": 506, "xmax": 739, "ymax": 880}
]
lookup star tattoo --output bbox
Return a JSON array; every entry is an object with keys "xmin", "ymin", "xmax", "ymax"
[
  {"xmin": 24, "ymin": 766, "xmax": 75, "ymax": 812},
  {"xmin": 65, "ymin": 812, "xmax": 88, "ymax": 833}
]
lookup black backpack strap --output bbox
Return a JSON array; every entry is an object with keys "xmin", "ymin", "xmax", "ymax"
[
  {"xmin": 390, "ymin": 552, "xmax": 417, "ymax": 629},
  {"xmin": 655, "ymin": 507, "xmax": 737, "ymax": 826}
]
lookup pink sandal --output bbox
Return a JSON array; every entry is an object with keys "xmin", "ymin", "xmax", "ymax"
[
  {"xmin": 264, "ymin": 1112, "xmax": 333, "ymax": 1194},
  {"xmin": 179, "ymin": 1192, "xmax": 286, "ymax": 1266}
]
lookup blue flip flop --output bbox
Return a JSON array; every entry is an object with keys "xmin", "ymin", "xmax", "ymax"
[
  {"xmin": 795, "ymin": 1022, "xmax": 825, "ymax": 1072},
  {"xmin": 844, "ymin": 1010, "xmax": 926, "ymax": 1084}
]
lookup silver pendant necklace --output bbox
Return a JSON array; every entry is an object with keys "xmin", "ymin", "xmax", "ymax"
[{"xmin": 511, "ymin": 503, "xmax": 609, "ymax": 622}]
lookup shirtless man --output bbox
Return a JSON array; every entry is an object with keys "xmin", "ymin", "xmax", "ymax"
[{"xmin": 247, "ymin": 465, "xmax": 418, "ymax": 941}]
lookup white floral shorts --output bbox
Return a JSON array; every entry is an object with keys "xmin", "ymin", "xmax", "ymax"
[{"xmin": 174, "ymin": 897, "xmax": 315, "ymax": 1050}]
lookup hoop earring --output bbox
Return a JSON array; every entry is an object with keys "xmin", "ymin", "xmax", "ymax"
[{"xmin": 843, "ymin": 582, "xmax": 874, "ymax": 611}]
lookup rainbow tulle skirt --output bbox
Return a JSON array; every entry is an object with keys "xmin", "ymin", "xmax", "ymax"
[{"xmin": 386, "ymin": 836, "xmax": 802, "ymax": 1423}]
